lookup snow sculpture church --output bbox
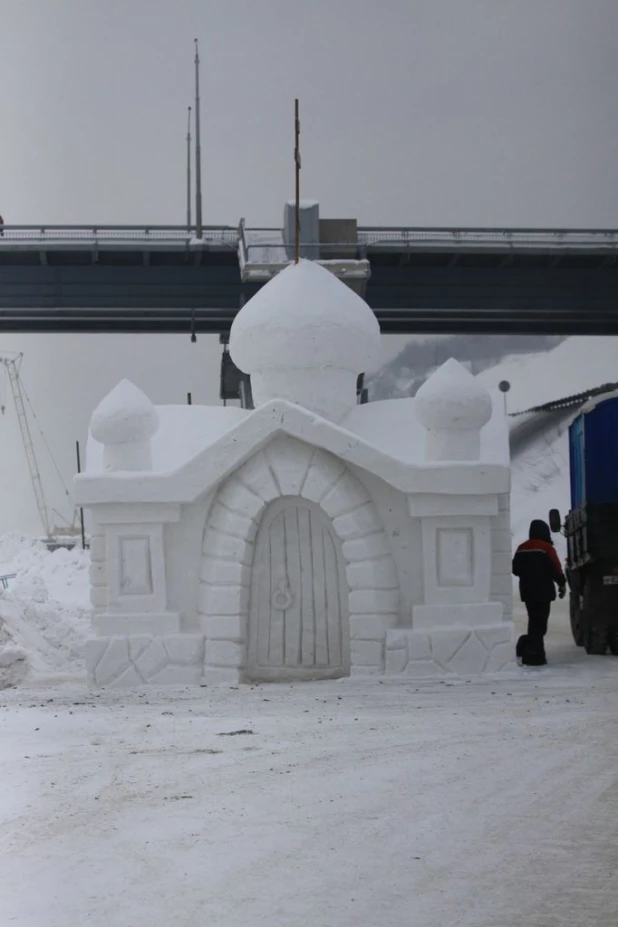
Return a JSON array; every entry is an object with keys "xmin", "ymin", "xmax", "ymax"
[{"xmin": 75, "ymin": 260, "xmax": 514, "ymax": 687}]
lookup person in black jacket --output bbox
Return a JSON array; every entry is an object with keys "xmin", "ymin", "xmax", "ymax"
[{"xmin": 512, "ymin": 519, "xmax": 566, "ymax": 664}]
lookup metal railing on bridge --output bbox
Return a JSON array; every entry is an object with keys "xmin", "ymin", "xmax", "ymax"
[
  {"xmin": 0, "ymin": 225, "xmax": 238, "ymax": 247},
  {"xmin": 357, "ymin": 227, "xmax": 618, "ymax": 251},
  {"xmin": 242, "ymin": 226, "xmax": 618, "ymax": 254},
  {"xmin": 1, "ymin": 223, "xmax": 618, "ymax": 253}
]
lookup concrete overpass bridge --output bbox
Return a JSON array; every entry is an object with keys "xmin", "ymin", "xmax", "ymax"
[{"xmin": 1, "ymin": 218, "xmax": 617, "ymax": 335}]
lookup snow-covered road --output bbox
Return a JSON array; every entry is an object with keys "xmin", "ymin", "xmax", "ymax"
[{"xmin": 2, "ymin": 605, "xmax": 618, "ymax": 927}]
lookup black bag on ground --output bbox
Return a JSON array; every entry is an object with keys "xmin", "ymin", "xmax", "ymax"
[{"xmin": 516, "ymin": 634, "xmax": 547, "ymax": 666}]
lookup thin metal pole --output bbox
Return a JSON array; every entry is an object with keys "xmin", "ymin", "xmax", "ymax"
[
  {"xmin": 294, "ymin": 98, "xmax": 300, "ymax": 264},
  {"xmin": 194, "ymin": 39, "xmax": 203, "ymax": 239},
  {"xmin": 186, "ymin": 106, "xmax": 192, "ymax": 232},
  {"xmin": 76, "ymin": 440, "xmax": 86, "ymax": 550}
]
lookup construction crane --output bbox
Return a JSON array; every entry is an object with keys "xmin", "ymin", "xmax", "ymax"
[{"xmin": 0, "ymin": 353, "xmax": 77, "ymax": 542}]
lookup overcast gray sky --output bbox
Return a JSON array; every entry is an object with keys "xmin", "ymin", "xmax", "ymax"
[
  {"xmin": 2, "ymin": 0, "xmax": 617, "ymax": 227},
  {"xmin": 0, "ymin": 0, "xmax": 616, "ymax": 535}
]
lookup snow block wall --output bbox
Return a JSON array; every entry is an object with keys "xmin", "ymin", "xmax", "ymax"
[
  {"xmin": 75, "ymin": 261, "xmax": 514, "ymax": 687},
  {"xmin": 491, "ymin": 493, "xmax": 513, "ymax": 622}
]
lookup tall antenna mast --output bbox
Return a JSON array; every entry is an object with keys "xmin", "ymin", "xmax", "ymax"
[
  {"xmin": 294, "ymin": 98, "xmax": 300, "ymax": 264},
  {"xmin": 194, "ymin": 38, "xmax": 203, "ymax": 239},
  {"xmin": 186, "ymin": 105, "xmax": 192, "ymax": 232}
]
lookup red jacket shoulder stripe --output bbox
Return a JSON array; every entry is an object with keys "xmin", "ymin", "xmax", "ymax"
[{"xmin": 516, "ymin": 539, "xmax": 565, "ymax": 580}]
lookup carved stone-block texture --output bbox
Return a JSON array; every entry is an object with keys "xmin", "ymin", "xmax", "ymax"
[
  {"xmin": 86, "ymin": 634, "xmax": 205, "ymax": 687},
  {"xmin": 384, "ymin": 621, "xmax": 515, "ymax": 678}
]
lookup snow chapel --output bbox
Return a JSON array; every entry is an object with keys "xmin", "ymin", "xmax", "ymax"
[{"xmin": 75, "ymin": 260, "xmax": 514, "ymax": 687}]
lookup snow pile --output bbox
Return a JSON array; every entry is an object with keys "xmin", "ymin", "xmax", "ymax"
[
  {"xmin": 509, "ymin": 417, "xmax": 570, "ymax": 560},
  {"xmin": 478, "ymin": 336, "xmax": 618, "ymax": 553},
  {"xmin": 0, "ymin": 536, "xmax": 90, "ymax": 687},
  {"xmin": 479, "ymin": 336, "xmax": 618, "ymax": 414},
  {"xmin": 369, "ymin": 334, "xmax": 561, "ymax": 400}
]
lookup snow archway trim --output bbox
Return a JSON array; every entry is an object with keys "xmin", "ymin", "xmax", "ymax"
[{"xmin": 198, "ymin": 436, "xmax": 400, "ymax": 685}]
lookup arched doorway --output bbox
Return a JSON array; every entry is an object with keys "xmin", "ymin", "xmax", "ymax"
[{"xmin": 246, "ymin": 497, "xmax": 350, "ymax": 681}]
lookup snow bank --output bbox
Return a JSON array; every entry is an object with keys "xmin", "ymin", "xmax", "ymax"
[
  {"xmin": 0, "ymin": 536, "xmax": 90, "ymax": 688},
  {"xmin": 479, "ymin": 336, "xmax": 618, "ymax": 414},
  {"xmin": 509, "ymin": 418, "xmax": 570, "ymax": 561},
  {"xmin": 477, "ymin": 336, "xmax": 618, "ymax": 555}
]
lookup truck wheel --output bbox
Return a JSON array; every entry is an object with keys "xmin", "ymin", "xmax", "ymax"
[
  {"xmin": 584, "ymin": 626, "xmax": 608, "ymax": 655},
  {"xmin": 607, "ymin": 628, "xmax": 618, "ymax": 656},
  {"xmin": 569, "ymin": 595, "xmax": 584, "ymax": 646}
]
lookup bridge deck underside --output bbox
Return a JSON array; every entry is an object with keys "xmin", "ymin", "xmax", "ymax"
[{"xmin": 0, "ymin": 242, "xmax": 617, "ymax": 334}]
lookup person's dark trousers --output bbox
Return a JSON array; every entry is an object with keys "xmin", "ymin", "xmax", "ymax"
[{"xmin": 525, "ymin": 601, "xmax": 551, "ymax": 656}]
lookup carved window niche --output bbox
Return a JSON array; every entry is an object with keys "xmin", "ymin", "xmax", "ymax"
[
  {"xmin": 436, "ymin": 528, "xmax": 474, "ymax": 588},
  {"xmin": 106, "ymin": 523, "xmax": 167, "ymax": 615},
  {"xmin": 421, "ymin": 516, "xmax": 491, "ymax": 606},
  {"xmin": 118, "ymin": 536, "xmax": 153, "ymax": 596}
]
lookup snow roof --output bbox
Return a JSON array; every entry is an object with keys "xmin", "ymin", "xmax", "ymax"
[
  {"xmin": 85, "ymin": 404, "xmax": 250, "ymax": 474},
  {"xmin": 79, "ymin": 390, "xmax": 509, "ymax": 506},
  {"xmin": 343, "ymin": 392, "xmax": 508, "ymax": 466}
]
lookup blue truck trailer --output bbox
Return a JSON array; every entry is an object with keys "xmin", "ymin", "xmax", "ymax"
[{"xmin": 550, "ymin": 391, "xmax": 618, "ymax": 654}]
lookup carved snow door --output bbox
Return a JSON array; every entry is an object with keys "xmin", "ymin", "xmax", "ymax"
[{"xmin": 247, "ymin": 499, "xmax": 349, "ymax": 681}]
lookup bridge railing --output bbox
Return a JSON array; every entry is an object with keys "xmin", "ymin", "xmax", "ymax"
[
  {"xmin": 241, "ymin": 226, "xmax": 618, "ymax": 257},
  {"xmin": 357, "ymin": 227, "xmax": 618, "ymax": 250},
  {"xmin": 1, "ymin": 224, "xmax": 618, "ymax": 253},
  {"xmin": 0, "ymin": 225, "xmax": 238, "ymax": 245}
]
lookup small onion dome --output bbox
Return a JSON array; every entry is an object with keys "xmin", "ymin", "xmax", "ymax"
[
  {"xmin": 90, "ymin": 379, "xmax": 159, "ymax": 446},
  {"xmin": 415, "ymin": 359, "xmax": 493, "ymax": 461},
  {"xmin": 416, "ymin": 358, "xmax": 492, "ymax": 433},
  {"xmin": 230, "ymin": 260, "xmax": 380, "ymax": 421}
]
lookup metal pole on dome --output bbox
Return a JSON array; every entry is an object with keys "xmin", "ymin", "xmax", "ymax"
[
  {"xmin": 186, "ymin": 106, "xmax": 192, "ymax": 233},
  {"xmin": 294, "ymin": 98, "xmax": 300, "ymax": 264},
  {"xmin": 194, "ymin": 39, "xmax": 203, "ymax": 240}
]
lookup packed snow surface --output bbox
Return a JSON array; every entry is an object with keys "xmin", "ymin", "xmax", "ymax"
[
  {"xmin": 1, "ymin": 607, "xmax": 618, "ymax": 926},
  {"xmin": 0, "ymin": 536, "xmax": 90, "ymax": 687}
]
